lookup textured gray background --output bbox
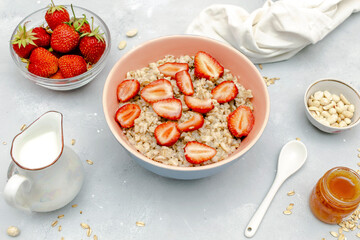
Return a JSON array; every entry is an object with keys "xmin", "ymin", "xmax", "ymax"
[{"xmin": 1, "ymin": 0, "xmax": 360, "ymax": 239}]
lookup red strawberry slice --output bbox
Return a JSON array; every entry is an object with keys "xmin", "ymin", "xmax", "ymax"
[
  {"xmin": 177, "ymin": 113, "xmax": 204, "ymax": 132},
  {"xmin": 152, "ymin": 98, "xmax": 182, "ymax": 120},
  {"xmin": 117, "ymin": 79, "xmax": 140, "ymax": 102},
  {"xmin": 140, "ymin": 79, "xmax": 173, "ymax": 103},
  {"xmin": 211, "ymin": 81, "xmax": 238, "ymax": 103},
  {"xmin": 194, "ymin": 51, "xmax": 224, "ymax": 80},
  {"xmin": 158, "ymin": 62, "xmax": 189, "ymax": 79},
  {"xmin": 184, "ymin": 96, "xmax": 214, "ymax": 114},
  {"xmin": 115, "ymin": 104, "xmax": 141, "ymax": 128},
  {"xmin": 175, "ymin": 70, "xmax": 194, "ymax": 96},
  {"xmin": 154, "ymin": 122, "xmax": 180, "ymax": 146},
  {"xmin": 184, "ymin": 141, "xmax": 217, "ymax": 164},
  {"xmin": 228, "ymin": 105, "xmax": 255, "ymax": 138}
]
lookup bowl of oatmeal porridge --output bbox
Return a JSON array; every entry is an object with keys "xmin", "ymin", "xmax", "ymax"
[{"xmin": 103, "ymin": 35, "xmax": 269, "ymax": 179}]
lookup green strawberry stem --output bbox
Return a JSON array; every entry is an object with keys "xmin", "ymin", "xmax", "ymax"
[
  {"xmin": 47, "ymin": 0, "xmax": 66, "ymax": 14},
  {"xmin": 71, "ymin": 4, "xmax": 89, "ymax": 32},
  {"xmin": 12, "ymin": 22, "xmax": 38, "ymax": 48},
  {"xmin": 80, "ymin": 17, "xmax": 105, "ymax": 43},
  {"xmin": 71, "ymin": 4, "xmax": 77, "ymax": 21}
]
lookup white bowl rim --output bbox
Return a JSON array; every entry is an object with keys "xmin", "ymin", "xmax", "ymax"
[
  {"xmin": 103, "ymin": 35, "xmax": 270, "ymax": 172},
  {"xmin": 304, "ymin": 78, "xmax": 360, "ymax": 130}
]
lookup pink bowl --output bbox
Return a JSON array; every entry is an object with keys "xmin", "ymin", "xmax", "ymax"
[{"xmin": 103, "ymin": 35, "xmax": 270, "ymax": 179}]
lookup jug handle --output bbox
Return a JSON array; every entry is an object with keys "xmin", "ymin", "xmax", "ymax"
[{"xmin": 4, "ymin": 174, "xmax": 32, "ymax": 212}]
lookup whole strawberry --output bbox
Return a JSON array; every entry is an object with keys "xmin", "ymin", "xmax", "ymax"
[
  {"xmin": 28, "ymin": 47, "xmax": 58, "ymax": 77},
  {"xmin": 45, "ymin": 0, "xmax": 70, "ymax": 30},
  {"xmin": 11, "ymin": 24, "xmax": 37, "ymax": 58},
  {"xmin": 32, "ymin": 27, "xmax": 51, "ymax": 48},
  {"xmin": 51, "ymin": 23, "xmax": 80, "ymax": 53},
  {"xmin": 73, "ymin": 16, "xmax": 91, "ymax": 33},
  {"xmin": 58, "ymin": 55, "xmax": 87, "ymax": 78},
  {"xmin": 50, "ymin": 70, "xmax": 64, "ymax": 79},
  {"xmin": 70, "ymin": 5, "xmax": 91, "ymax": 33},
  {"xmin": 79, "ymin": 18, "xmax": 106, "ymax": 64}
]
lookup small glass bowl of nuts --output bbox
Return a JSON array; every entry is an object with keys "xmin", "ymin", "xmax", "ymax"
[{"xmin": 304, "ymin": 79, "xmax": 360, "ymax": 133}]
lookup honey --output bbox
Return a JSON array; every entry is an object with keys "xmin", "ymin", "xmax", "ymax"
[{"xmin": 309, "ymin": 167, "xmax": 360, "ymax": 224}]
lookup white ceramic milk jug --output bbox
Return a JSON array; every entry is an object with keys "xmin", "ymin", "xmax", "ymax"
[{"xmin": 4, "ymin": 111, "xmax": 84, "ymax": 212}]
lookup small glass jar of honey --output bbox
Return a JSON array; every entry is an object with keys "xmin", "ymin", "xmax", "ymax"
[{"xmin": 309, "ymin": 166, "xmax": 360, "ymax": 224}]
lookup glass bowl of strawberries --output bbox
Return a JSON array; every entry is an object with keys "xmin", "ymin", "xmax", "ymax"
[{"xmin": 9, "ymin": 2, "xmax": 111, "ymax": 91}]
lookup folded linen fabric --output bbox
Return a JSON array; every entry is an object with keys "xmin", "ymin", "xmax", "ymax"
[{"xmin": 186, "ymin": 0, "xmax": 360, "ymax": 63}]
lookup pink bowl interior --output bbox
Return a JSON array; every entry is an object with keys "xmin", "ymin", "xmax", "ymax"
[{"xmin": 103, "ymin": 35, "xmax": 269, "ymax": 171}]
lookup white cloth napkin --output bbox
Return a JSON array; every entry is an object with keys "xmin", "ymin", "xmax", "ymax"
[{"xmin": 186, "ymin": 0, "xmax": 360, "ymax": 63}]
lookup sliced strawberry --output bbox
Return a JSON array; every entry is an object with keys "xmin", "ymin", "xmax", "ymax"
[
  {"xmin": 177, "ymin": 113, "xmax": 204, "ymax": 132},
  {"xmin": 228, "ymin": 105, "xmax": 255, "ymax": 138},
  {"xmin": 211, "ymin": 81, "xmax": 238, "ymax": 103},
  {"xmin": 154, "ymin": 122, "xmax": 180, "ymax": 146},
  {"xmin": 194, "ymin": 51, "xmax": 224, "ymax": 80},
  {"xmin": 175, "ymin": 70, "xmax": 194, "ymax": 96},
  {"xmin": 152, "ymin": 98, "xmax": 182, "ymax": 120},
  {"xmin": 158, "ymin": 62, "xmax": 189, "ymax": 79},
  {"xmin": 140, "ymin": 79, "xmax": 173, "ymax": 103},
  {"xmin": 115, "ymin": 104, "xmax": 141, "ymax": 128},
  {"xmin": 184, "ymin": 141, "xmax": 217, "ymax": 164},
  {"xmin": 117, "ymin": 79, "xmax": 140, "ymax": 102},
  {"xmin": 184, "ymin": 96, "xmax": 214, "ymax": 114}
]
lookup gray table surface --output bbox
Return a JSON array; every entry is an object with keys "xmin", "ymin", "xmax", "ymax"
[{"xmin": 1, "ymin": 0, "xmax": 360, "ymax": 239}]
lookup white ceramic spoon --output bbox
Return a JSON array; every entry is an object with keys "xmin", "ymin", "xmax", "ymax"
[{"xmin": 244, "ymin": 140, "xmax": 307, "ymax": 238}]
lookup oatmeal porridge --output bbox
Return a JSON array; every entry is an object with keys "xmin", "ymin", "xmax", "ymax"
[{"xmin": 116, "ymin": 52, "xmax": 254, "ymax": 167}]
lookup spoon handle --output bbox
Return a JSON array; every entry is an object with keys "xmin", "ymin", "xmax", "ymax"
[{"xmin": 244, "ymin": 176, "xmax": 284, "ymax": 238}]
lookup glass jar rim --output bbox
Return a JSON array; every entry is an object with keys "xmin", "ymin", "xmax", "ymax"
[{"xmin": 320, "ymin": 166, "xmax": 360, "ymax": 208}]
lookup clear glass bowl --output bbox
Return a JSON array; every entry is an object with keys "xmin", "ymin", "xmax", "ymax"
[{"xmin": 9, "ymin": 5, "xmax": 111, "ymax": 91}]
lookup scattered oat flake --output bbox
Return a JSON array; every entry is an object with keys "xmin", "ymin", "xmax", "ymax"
[
  {"xmin": 263, "ymin": 76, "xmax": 280, "ymax": 87},
  {"xmin": 58, "ymin": 214, "xmax": 64, "ymax": 219},
  {"xmin": 94, "ymin": 235, "xmax": 98, "ymax": 240},
  {"xmin": 356, "ymin": 232, "xmax": 360, "ymax": 237},
  {"xmin": 136, "ymin": 221, "xmax": 145, "ymax": 227},
  {"xmin": 72, "ymin": 204, "xmax": 78, "ymax": 208},
  {"xmin": 296, "ymin": 137, "xmax": 301, "ymax": 141},
  {"xmin": 338, "ymin": 234, "xmax": 345, "ymax": 240},
  {"xmin": 81, "ymin": 223, "xmax": 90, "ymax": 229},
  {"xmin": 86, "ymin": 160, "xmax": 94, "ymax": 165},
  {"xmin": 7, "ymin": 226, "xmax": 20, "ymax": 237},
  {"xmin": 118, "ymin": 40, "xmax": 127, "ymax": 50},
  {"xmin": 20, "ymin": 124, "xmax": 26, "ymax": 131},
  {"xmin": 283, "ymin": 210, "xmax": 292, "ymax": 215},
  {"xmin": 287, "ymin": 190, "xmax": 295, "ymax": 196},
  {"xmin": 80, "ymin": 211, "xmax": 83, "ymax": 214},
  {"xmin": 3, "ymin": 141, "xmax": 7, "ymax": 145},
  {"xmin": 330, "ymin": 231, "xmax": 339, "ymax": 237},
  {"xmin": 87, "ymin": 228, "xmax": 92, "ymax": 237},
  {"xmin": 357, "ymin": 162, "xmax": 360, "ymax": 167},
  {"xmin": 71, "ymin": 139, "xmax": 76, "ymax": 145},
  {"xmin": 258, "ymin": 64, "xmax": 263, "ymax": 70},
  {"xmin": 51, "ymin": 220, "xmax": 58, "ymax": 227},
  {"xmin": 61, "ymin": 237, "xmax": 64, "ymax": 240},
  {"xmin": 358, "ymin": 154, "xmax": 360, "ymax": 158},
  {"xmin": 357, "ymin": 148, "xmax": 360, "ymax": 152},
  {"xmin": 58, "ymin": 225, "xmax": 62, "ymax": 232},
  {"xmin": 126, "ymin": 29, "xmax": 138, "ymax": 37},
  {"xmin": 286, "ymin": 203, "xmax": 294, "ymax": 210}
]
